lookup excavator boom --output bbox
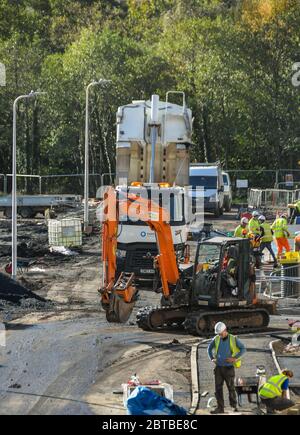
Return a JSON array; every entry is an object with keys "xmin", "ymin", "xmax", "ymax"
[{"xmin": 100, "ymin": 187, "xmax": 180, "ymax": 322}]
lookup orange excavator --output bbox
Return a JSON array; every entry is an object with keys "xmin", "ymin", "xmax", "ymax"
[
  {"xmin": 99, "ymin": 186, "xmax": 180, "ymax": 323},
  {"xmin": 99, "ymin": 187, "xmax": 276, "ymax": 335}
]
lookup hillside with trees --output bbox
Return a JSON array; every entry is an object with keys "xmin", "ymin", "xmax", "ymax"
[{"xmin": 0, "ymin": 0, "xmax": 299, "ymax": 192}]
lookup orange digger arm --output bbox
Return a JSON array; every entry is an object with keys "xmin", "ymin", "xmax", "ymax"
[
  {"xmin": 101, "ymin": 219, "xmax": 118, "ymax": 290},
  {"xmin": 119, "ymin": 193, "xmax": 180, "ymax": 298},
  {"xmin": 101, "ymin": 187, "xmax": 180, "ymax": 302},
  {"xmin": 100, "ymin": 189, "xmax": 118, "ymax": 305},
  {"xmin": 148, "ymin": 220, "xmax": 180, "ymax": 297}
]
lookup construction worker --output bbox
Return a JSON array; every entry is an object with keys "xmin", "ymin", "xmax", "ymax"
[
  {"xmin": 289, "ymin": 199, "xmax": 300, "ymax": 224},
  {"xmin": 258, "ymin": 215, "xmax": 278, "ymax": 267},
  {"xmin": 295, "ymin": 232, "xmax": 300, "ymax": 252},
  {"xmin": 208, "ymin": 322, "xmax": 246, "ymax": 414},
  {"xmin": 248, "ymin": 231, "xmax": 263, "ymax": 269},
  {"xmin": 221, "ymin": 246, "xmax": 238, "ymax": 297},
  {"xmin": 248, "ymin": 211, "xmax": 261, "ymax": 236},
  {"xmin": 271, "ymin": 214, "xmax": 291, "ymax": 257},
  {"xmin": 259, "ymin": 370, "xmax": 294, "ymax": 414},
  {"xmin": 234, "ymin": 217, "xmax": 249, "ymax": 238}
]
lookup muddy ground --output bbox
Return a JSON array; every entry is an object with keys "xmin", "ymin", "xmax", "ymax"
[
  {"xmin": 0, "ymin": 209, "xmax": 299, "ymax": 415},
  {"xmin": 0, "ymin": 210, "xmax": 198, "ymax": 415}
]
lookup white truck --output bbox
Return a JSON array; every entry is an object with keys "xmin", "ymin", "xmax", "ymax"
[
  {"xmin": 189, "ymin": 163, "xmax": 225, "ymax": 217},
  {"xmin": 113, "ymin": 93, "xmax": 193, "ymax": 279},
  {"xmin": 0, "ymin": 194, "xmax": 82, "ymax": 218}
]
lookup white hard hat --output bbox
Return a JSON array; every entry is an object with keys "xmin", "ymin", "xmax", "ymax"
[
  {"xmin": 241, "ymin": 217, "xmax": 249, "ymax": 224},
  {"xmin": 215, "ymin": 322, "xmax": 227, "ymax": 334},
  {"xmin": 258, "ymin": 215, "xmax": 266, "ymax": 221},
  {"xmin": 252, "ymin": 211, "xmax": 259, "ymax": 217}
]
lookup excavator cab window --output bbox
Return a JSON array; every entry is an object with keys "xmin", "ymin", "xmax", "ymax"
[
  {"xmin": 192, "ymin": 243, "xmax": 222, "ymax": 303},
  {"xmin": 219, "ymin": 245, "xmax": 240, "ymax": 299},
  {"xmin": 192, "ymin": 238, "xmax": 251, "ymax": 306},
  {"xmin": 218, "ymin": 240, "xmax": 251, "ymax": 303}
]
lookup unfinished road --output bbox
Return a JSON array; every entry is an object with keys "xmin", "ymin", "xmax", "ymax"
[
  {"xmin": 0, "ymin": 211, "xmax": 299, "ymax": 415},
  {"xmin": 0, "ymin": 314, "xmax": 194, "ymax": 415},
  {"xmin": 0, "ymin": 219, "xmax": 193, "ymax": 415}
]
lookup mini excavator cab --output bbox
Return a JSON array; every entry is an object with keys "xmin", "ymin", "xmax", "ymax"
[{"xmin": 191, "ymin": 237, "xmax": 255, "ymax": 308}]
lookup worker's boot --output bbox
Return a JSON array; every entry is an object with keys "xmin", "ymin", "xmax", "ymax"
[
  {"xmin": 266, "ymin": 407, "xmax": 276, "ymax": 415},
  {"xmin": 210, "ymin": 407, "xmax": 224, "ymax": 414}
]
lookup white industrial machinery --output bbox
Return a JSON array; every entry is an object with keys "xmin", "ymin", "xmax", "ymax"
[{"xmin": 113, "ymin": 92, "xmax": 193, "ymax": 279}]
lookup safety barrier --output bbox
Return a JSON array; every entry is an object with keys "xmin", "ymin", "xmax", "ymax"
[
  {"xmin": 248, "ymin": 188, "xmax": 300, "ymax": 217},
  {"xmin": 263, "ymin": 263, "xmax": 300, "ymax": 299}
]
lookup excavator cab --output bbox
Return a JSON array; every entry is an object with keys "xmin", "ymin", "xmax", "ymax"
[{"xmin": 192, "ymin": 237, "xmax": 255, "ymax": 308}]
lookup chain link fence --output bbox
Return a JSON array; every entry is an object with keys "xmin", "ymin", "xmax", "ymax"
[
  {"xmin": 0, "ymin": 173, "xmax": 108, "ymax": 197},
  {"xmin": 1, "ymin": 169, "xmax": 300, "ymax": 198},
  {"xmin": 0, "ymin": 174, "xmax": 42, "ymax": 195},
  {"xmin": 40, "ymin": 174, "xmax": 103, "ymax": 196}
]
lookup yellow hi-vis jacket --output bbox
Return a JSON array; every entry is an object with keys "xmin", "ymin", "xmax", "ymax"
[
  {"xmin": 259, "ymin": 374, "xmax": 288, "ymax": 399},
  {"xmin": 215, "ymin": 334, "xmax": 241, "ymax": 368},
  {"xmin": 261, "ymin": 222, "xmax": 273, "ymax": 243},
  {"xmin": 248, "ymin": 218, "xmax": 261, "ymax": 236},
  {"xmin": 271, "ymin": 218, "xmax": 289, "ymax": 239},
  {"xmin": 234, "ymin": 225, "xmax": 249, "ymax": 238},
  {"xmin": 295, "ymin": 200, "xmax": 300, "ymax": 214}
]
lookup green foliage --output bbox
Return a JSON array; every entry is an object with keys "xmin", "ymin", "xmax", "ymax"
[{"xmin": 0, "ymin": 0, "xmax": 299, "ymax": 195}]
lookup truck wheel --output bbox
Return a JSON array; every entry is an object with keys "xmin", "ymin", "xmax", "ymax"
[
  {"xmin": 20, "ymin": 207, "xmax": 34, "ymax": 219},
  {"xmin": 224, "ymin": 198, "xmax": 231, "ymax": 212},
  {"xmin": 225, "ymin": 201, "xmax": 231, "ymax": 212},
  {"xmin": 214, "ymin": 206, "xmax": 220, "ymax": 218}
]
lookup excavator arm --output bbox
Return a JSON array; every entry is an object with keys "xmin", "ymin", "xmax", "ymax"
[{"xmin": 99, "ymin": 187, "xmax": 180, "ymax": 322}]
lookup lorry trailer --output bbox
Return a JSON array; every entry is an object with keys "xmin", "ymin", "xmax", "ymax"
[{"xmin": 0, "ymin": 194, "xmax": 82, "ymax": 218}]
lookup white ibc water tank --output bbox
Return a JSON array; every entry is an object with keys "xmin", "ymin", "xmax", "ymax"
[{"xmin": 48, "ymin": 218, "xmax": 82, "ymax": 247}]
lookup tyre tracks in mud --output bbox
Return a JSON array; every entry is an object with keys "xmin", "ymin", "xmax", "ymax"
[{"xmin": 0, "ymin": 312, "xmax": 198, "ymax": 415}]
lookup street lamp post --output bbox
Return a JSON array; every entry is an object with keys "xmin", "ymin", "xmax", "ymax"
[
  {"xmin": 84, "ymin": 79, "xmax": 111, "ymax": 232},
  {"xmin": 12, "ymin": 91, "xmax": 46, "ymax": 280}
]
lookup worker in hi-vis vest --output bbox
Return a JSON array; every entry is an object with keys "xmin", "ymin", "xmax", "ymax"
[
  {"xmin": 259, "ymin": 370, "xmax": 294, "ymax": 414},
  {"xmin": 234, "ymin": 217, "xmax": 249, "ymax": 238},
  {"xmin": 258, "ymin": 215, "xmax": 278, "ymax": 267},
  {"xmin": 208, "ymin": 322, "xmax": 246, "ymax": 414},
  {"xmin": 248, "ymin": 211, "xmax": 261, "ymax": 236},
  {"xmin": 288, "ymin": 199, "xmax": 300, "ymax": 224},
  {"xmin": 271, "ymin": 214, "xmax": 291, "ymax": 256}
]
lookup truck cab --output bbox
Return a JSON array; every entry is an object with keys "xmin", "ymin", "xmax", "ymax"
[
  {"xmin": 115, "ymin": 183, "xmax": 190, "ymax": 279},
  {"xmin": 189, "ymin": 163, "xmax": 224, "ymax": 217}
]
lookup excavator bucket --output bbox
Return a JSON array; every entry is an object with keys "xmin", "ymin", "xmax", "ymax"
[
  {"xmin": 105, "ymin": 272, "xmax": 138, "ymax": 323},
  {"xmin": 106, "ymin": 292, "xmax": 136, "ymax": 323}
]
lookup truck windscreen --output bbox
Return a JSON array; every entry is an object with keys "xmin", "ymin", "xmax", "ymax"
[
  {"xmin": 117, "ymin": 190, "xmax": 185, "ymax": 225},
  {"xmin": 190, "ymin": 175, "xmax": 217, "ymax": 190}
]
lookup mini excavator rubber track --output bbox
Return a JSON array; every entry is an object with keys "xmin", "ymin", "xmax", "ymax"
[{"xmin": 136, "ymin": 305, "xmax": 270, "ymax": 336}]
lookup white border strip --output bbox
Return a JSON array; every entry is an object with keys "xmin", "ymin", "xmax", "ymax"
[{"xmin": 189, "ymin": 343, "xmax": 200, "ymax": 414}]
